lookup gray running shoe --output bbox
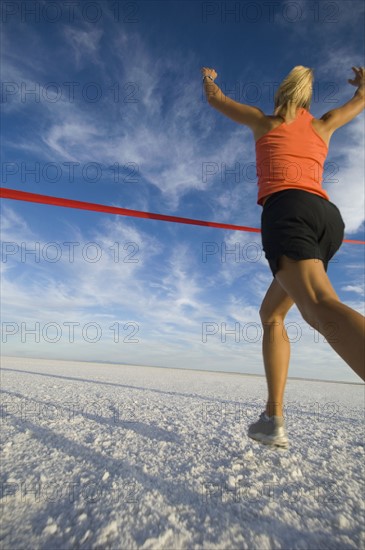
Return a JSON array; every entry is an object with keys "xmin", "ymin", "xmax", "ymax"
[{"xmin": 248, "ymin": 411, "xmax": 289, "ymax": 449}]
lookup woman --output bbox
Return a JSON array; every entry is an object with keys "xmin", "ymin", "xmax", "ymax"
[{"xmin": 201, "ymin": 65, "xmax": 365, "ymax": 448}]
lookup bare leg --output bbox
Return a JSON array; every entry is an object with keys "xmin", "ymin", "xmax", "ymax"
[
  {"xmin": 275, "ymin": 256, "xmax": 365, "ymax": 381},
  {"xmin": 259, "ymin": 279, "xmax": 295, "ymax": 417}
]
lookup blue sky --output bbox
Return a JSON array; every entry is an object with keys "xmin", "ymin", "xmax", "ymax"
[{"xmin": 1, "ymin": 0, "xmax": 364, "ymax": 382}]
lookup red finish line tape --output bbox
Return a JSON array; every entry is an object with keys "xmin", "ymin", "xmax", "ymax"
[{"xmin": 1, "ymin": 187, "xmax": 364, "ymax": 244}]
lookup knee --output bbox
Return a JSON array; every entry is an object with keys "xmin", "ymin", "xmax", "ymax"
[{"xmin": 259, "ymin": 307, "xmax": 286, "ymax": 325}]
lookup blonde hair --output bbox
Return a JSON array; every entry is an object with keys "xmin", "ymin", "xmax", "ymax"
[{"xmin": 274, "ymin": 65, "xmax": 314, "ymax": 116}]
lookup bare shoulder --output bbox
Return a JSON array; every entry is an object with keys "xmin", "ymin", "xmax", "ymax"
[
  {"xmin": 311, "ymin": 117, "xmax": 333, "ymax": 147},
  {"xmin": 316, "ymin": 93, "xmax": 365, "ymax": 133},
  {"xmin": 253, "ymin": 114, "xmax": 281, "ymax": 142}
]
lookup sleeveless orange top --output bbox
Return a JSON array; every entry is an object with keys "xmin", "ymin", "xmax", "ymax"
[{"xmin": 255, "ymin": 107, "xmax": 330, "ymax": 206}]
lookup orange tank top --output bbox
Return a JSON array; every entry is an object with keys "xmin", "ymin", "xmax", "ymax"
[{"xmin": 255, "ymin": 107, "xmax": 330, "ymax": 206}]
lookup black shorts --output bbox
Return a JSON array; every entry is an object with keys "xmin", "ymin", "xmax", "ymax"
[{"xmin": 261, "ymin": 189, "xmax": 345, "ymax": 278}]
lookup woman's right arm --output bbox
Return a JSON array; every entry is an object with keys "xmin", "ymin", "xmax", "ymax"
[{"xmin": 320, "ymin": 66, "xmax": 365, "ymax": 133}]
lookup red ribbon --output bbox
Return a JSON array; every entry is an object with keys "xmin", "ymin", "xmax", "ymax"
[{"xmin": 1, "ymin": 187, "xmax": 364, "ymax": 244}]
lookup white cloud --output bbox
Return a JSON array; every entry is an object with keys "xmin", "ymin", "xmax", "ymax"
[
  {"xmin": 341, "ymin": 284, "xmax": 364, "ymax": 296},
  {"xmin": 63, "ymin": 28, "xmax": 104, "ymax": 69},
  {"xmin": 325, "ymin": 113, "xmax": 364, "ymax": 233}
]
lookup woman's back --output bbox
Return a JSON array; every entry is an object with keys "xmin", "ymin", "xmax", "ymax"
[
  {"xmin": 255, "ymin": 107, "xmax": 330, "ymax": 206},
  {"xmin": 253, "ymin": 111, "xmax": 332, "ymax": 148}
]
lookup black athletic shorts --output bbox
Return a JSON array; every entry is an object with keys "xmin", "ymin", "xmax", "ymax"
[{"xmin": 261, "ymin": 189, "xmax": 345, "ymax": 278}]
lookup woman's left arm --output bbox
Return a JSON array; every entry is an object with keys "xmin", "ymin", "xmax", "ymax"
[{"xmin": 201, "ymin": 67, "xmax": 265, "ymax": 130}]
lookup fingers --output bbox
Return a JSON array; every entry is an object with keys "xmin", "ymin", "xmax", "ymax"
[
  {"xmin": 201, "ymin": 67, "xmax": 218, "ymax": 82},
  {"xmin": 348, "ymin": 67, "xmax": 364, "ymax": 85}
]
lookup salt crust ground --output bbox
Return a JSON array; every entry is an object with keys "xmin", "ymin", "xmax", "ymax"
[{"xmin": 1, "ymin": 356, "xmax": 364, "ymax": 549}]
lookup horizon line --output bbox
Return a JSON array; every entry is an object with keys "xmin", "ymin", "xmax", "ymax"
[{"xmin": 1, "ymin": 355, "xmax": 363, "ymax": 386}]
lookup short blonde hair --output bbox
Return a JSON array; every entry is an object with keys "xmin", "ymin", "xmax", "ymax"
[{"xmin": 274, "ymin": 65, "xmax": 314, "ymax": 115}]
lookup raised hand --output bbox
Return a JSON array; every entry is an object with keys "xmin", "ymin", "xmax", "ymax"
[
  {"xmin": 348, "ymin": 66, "xmax": 365, "ymax": 88},
  {"xmin": 201, "ymin": 67, "xmax": 218, "ymax": 81}
]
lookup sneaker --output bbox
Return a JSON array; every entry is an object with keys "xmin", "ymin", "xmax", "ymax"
[{"xmin": 248, "ymin": 411, "xmax": 289, "ymax": 449}]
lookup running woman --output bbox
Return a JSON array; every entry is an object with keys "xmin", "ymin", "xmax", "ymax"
[{"xmin": 201, "ymin": 65, "xmax": 365, "ymax": 448}]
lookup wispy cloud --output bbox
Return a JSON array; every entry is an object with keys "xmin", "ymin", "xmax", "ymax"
[
  {"xmin": 63, "ymin": 27, "xmax": 104, "ymax": 69},
  {"xmin": 341, "ymin": 284, "xmax": 365, "ymax": 297},
  {"xmin": 1, "ymin": 5, "xmax": 363, "ymax": 381}
]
